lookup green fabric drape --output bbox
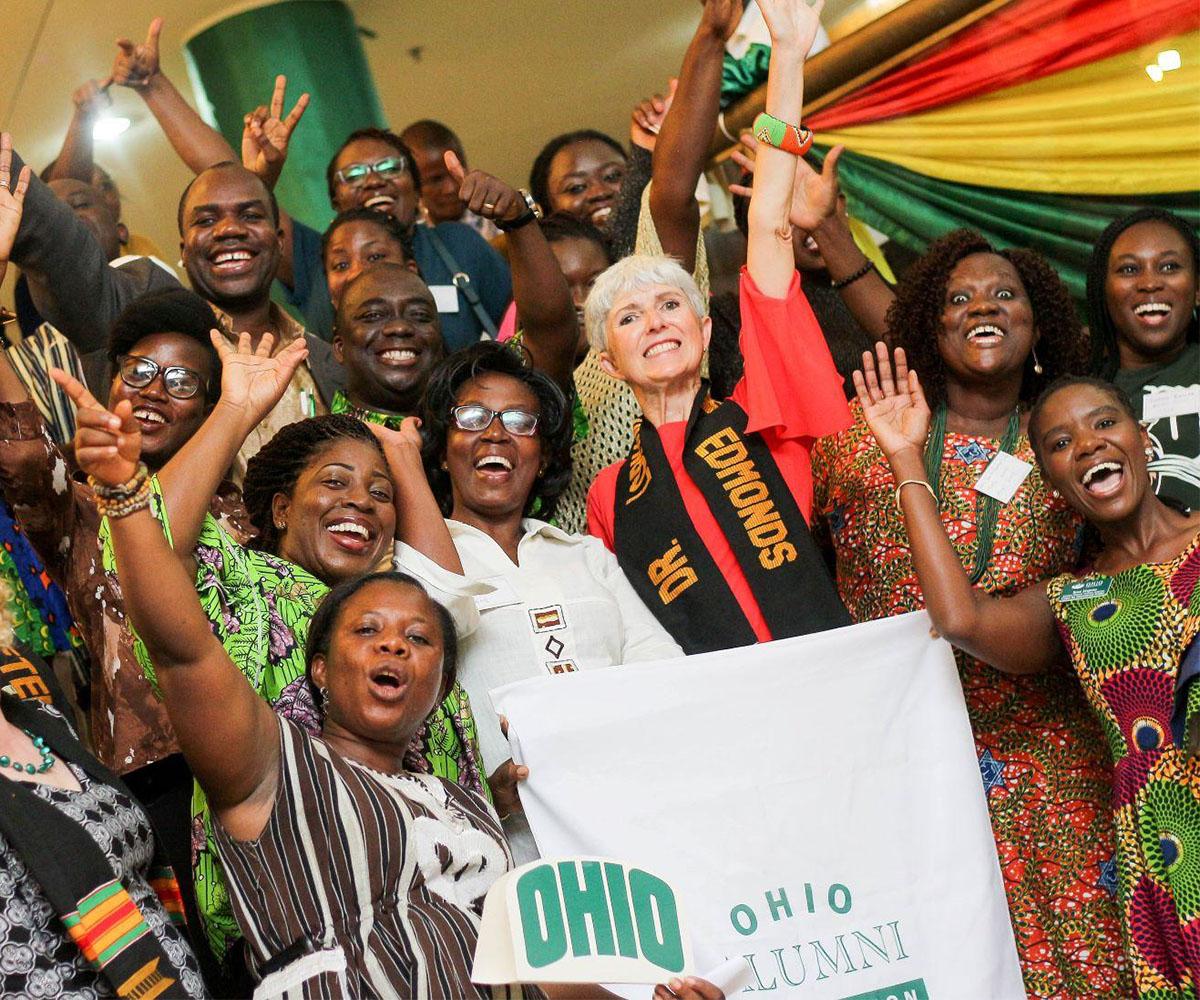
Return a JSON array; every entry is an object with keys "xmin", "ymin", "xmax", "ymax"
[
  {"xmin": 184, "ymin": 0, "xmax": 385, "ymax": 233},
  {"xmin": 814, "ymin": 145, "xmax": 1200, "ymax": 305}
]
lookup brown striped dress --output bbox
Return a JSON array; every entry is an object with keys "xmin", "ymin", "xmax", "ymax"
[{"xmin": 214, "ymin": 717, "xmax": 542, "ymax": 999}]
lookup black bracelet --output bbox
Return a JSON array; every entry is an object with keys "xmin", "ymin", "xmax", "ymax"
[
  {"xmin": 495, "ymin": 208, "xmax": 538, "ymax": 233},
  {"xmin": 831, "ymin": 259, "xmax": 875, "ymax": 290}
]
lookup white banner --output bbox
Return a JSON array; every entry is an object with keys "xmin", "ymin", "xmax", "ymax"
[{"xmin": 491, "ymin": 611, "xmax": 1024, "ymax": 1000}]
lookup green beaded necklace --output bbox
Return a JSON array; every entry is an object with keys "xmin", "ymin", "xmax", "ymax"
[
  {"xmin": 923, "ymin": 403, "xmax": 1022, "ymax": 585},
  {"xmin": 0, "ymin": 730, "xmax": 56, "ymax": 775}
]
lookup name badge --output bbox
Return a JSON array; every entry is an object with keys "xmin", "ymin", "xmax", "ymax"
[
  {"xmin": 1141, "ymin": 385, "xmax": 1200, "ymax": 422},
  {"xmin": 1060, "ymin": 577, "xmax": 1112, "ymax": 602},
  {"xmin": 973, "ymin": 451, "xmax": 1033, "ymax": 504},
  {"xmin": 430, "ymin": 284, "xmax": 460, "ymax": 314}
]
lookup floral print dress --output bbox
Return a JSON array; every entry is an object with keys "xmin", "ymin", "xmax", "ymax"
[
  {"xmin": 812, "ymin": 403, "xmax": 1131, "ymax": 998},
  {"xmin": 1047, "ymin": 530, "xmax": 1200, "ymax": 998}
]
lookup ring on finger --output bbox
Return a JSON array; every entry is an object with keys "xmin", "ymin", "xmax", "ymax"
[{"xmin": 482, "ymin": 202, "xmax": 495, "ymax": 211}]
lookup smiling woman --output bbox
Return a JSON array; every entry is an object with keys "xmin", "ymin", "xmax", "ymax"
[
  {"xmin": 810, "ymin": 231, "xmax": 1127, "ymax": 996},
  {"xmin": 857, "ymin": 353, "xmax": 1200, "ymax": 994}
]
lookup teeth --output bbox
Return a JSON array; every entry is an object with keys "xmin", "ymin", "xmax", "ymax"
[
  {"xmin": 133, "ymin": 408, "xmax": 166, "ymax": 424},
  {"xmin": 804, "ymin": 236, "xmax": 820, "ymax": 252},
  {"xmin": 213, "ymin": 251, "xmax": 252, "ymax": 264},
  {"xmin": 591, "ymin": 207, "xmax": 612, "ymax": 221},
  {"xmin": 475, "ymin": 455, "xmax": 513, "ymax": 471},
  {"xmin": 365, "ymin": 195, "xmax": 394, "ymax": 209},
  {"xmin": 1082, "ymin": 461, "xmax": 1121, "ymax": 485},
  {"xmin": 379, "ymin": 349, "xmax": 417, "ymax": 363},
  {"xmin": 644, "ymin": 341, "xmax": 680, "ymax": 358},
  {"xmin": 1134, "ymin": 302, "xmax": 1171, "ymax": 316},
  {"xmin": 966, "ymin": 324, "xmax": 1004, "ymax": 341},
  {"xmin": 328, "ymin": 522, "xmax": 369, "ymax": 539}
]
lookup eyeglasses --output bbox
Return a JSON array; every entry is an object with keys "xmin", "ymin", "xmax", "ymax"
[
  {"xmin": 451, "ymin": 404, "xmax": 539, "ymax": 437},
  {"xmin": 334, "ymin": 156, "xmax": 409, "ymax": 187},
  {"xmin": 118, "ymin": 356, "xmax": 205, "ymax": 400}
]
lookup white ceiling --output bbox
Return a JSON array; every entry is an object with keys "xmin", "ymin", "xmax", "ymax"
[{"xmin": 2, "ymin": 0, "xmax": 707, "ymax": 270}]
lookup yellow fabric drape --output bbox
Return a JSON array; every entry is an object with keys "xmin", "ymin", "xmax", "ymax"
[{"xmin": 817, "ymin": 32, "xmax": 1200, "ymax": 194}]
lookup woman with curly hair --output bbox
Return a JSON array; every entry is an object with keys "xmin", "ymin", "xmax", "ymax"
[
  {"xmin": 393, "ymin": 341, "xmax": 681, "ymax": 862},
  {"xmin": 1087, "ymin": 208, "xmax": 1199, "ymax": 512},
  {"xmin": 811, "ymin": 230, "xmax": 1130, "ymax": 996}
]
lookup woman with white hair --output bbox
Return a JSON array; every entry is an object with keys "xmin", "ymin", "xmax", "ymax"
[{"xmin": 585, "ymin": 0, "xmax": 851, "ymax": 654}]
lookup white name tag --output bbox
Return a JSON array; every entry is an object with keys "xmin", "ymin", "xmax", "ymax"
[
  {"xmin": 974, "ymin": 451, "xmax": 1033, "ymax": 504},
  {"xmin": 430, "ymin": 284, "xmax": 460, "ymax": 314},
  {"xmin": 1141, "ymin": 384, "xmax": 1200, "ymax": 422}
]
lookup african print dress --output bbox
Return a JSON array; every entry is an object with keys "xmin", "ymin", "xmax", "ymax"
[
  {"xmin": 812, "ymin": 403, "xmax": 1131, "ymax": 998},
  {"xmin": 1046, "ymin": 530, "xmax": 1200, "ymax": 998}
]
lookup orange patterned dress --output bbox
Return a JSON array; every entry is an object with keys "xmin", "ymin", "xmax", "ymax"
[{"xmin": 812, "ymin": 403, "xmax": 1131, "ymax": 998}]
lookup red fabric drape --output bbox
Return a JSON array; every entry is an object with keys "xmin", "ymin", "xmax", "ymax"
[{"xmin": 808, "ymin": 0, "xmax": 1199, "ymax": 131}]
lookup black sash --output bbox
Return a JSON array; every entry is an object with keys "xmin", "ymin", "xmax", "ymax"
[
  {"xmin": 613, "ymin": 388, "xmax": 849, "ymax": 653},
  {"xmin": 0, "ymin": 693, "xmax": 190, "ymax": 998}
]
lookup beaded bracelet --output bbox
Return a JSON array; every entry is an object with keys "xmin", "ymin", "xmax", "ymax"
[
  {"xmin": 89, "ymin": 461, "xmax": 149, "ymax": 501},
  {"xmin": 94, "ymin": 475, "xmax": 152, "ymax": 519},
  {"xmin": 831, "ymin": 259, "xmax": 876, "ymax": 290},
  {"xmin": 752, "ymin": 111, "xmax": 814, "ymax": 157}
]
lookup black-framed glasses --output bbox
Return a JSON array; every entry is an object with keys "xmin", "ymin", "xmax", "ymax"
[
  {"xmin": 451, "ymin": 404, "xmax": 539, "ymax": 437},
  {"xmin": 118, "ymin": 356, "xmax": 205, "ymax": 400},
  {"xmin": 334, "ymin": 156, "xmax": 409, "ymax": 187}
]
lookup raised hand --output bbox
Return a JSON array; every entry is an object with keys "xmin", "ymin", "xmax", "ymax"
[
  {"xmin": 210, "ymin": 330, "xmax": 309, "ymax": 426},
  {"xmin": 0, "ymin": 134, "xmax": 32, "ymax": 286},
  {"xmin": 731, "ymin": 138, "xmax": 844, "ymax": 234},
  {"xmin": 757, "ymin": 0, "xmax": 825, "ymax": 57},
  {"xmin": 53, "ymin": 369, "xmax": 142, "ymax": 486},
  {"xmin": 109, "ymin": 17, "xmax": 163, "ymax": 89},
  {"xmin": 699, "ymin": 0, "xmax": 746, "ymax": 41},
  {"xmin": 653, "ymin": 976, "xmax": 725, "ymax": 1000},
  {"xmin": 444, "ymin": 151, "xmax": 524, "ymax": 224},
  {"xmin": 853, "ymin": 343, "xmax": 931, "ymax": 462},
  {"xmin": 630, "ymin": 79, "xmax": 678, "ymax": 152},
  {"xmin": 367, "ymin": 416, "xmax": 423, "ymax": 456},
  {"xmin": 242, "ymin": 75, "xmax": 310, "ymax": 190},
  {"xmin": 72, "ymin": 79, "xmax": 111, "ymax": 120}
]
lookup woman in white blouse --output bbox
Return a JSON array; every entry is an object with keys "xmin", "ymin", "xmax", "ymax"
[{"xmin": 394, "ymin": 342, "xmax": 682, "ymax": 860}]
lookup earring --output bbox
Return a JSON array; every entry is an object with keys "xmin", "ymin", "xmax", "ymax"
[
  {"xmin": 1031, "ymin": 347, "xmax": 1043, "ymax": 376},
  {"xmin": 318, "ymin": 686, "xmax": 330, "ymax": 713},
  {"xmin": 1145, "ymin": 446, "xmax": 1155, "ymax": 459},
  {"xmin": 275, "ymin": 519, "xmax": 286, "ymax": 531}
]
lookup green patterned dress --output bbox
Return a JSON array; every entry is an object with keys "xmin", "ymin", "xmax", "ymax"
[
  {"xmin": 1046, "ymin": 529, "xmax": 1200, "ymax": 999},
  {"xmin": 114, "ymin": 484, "xmax": 488, "ymax": 962}
]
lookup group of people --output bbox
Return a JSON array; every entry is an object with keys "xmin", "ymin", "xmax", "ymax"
[{"xmin": 0, "ymin": 1, "xmax": 1195, "ymax": 998}]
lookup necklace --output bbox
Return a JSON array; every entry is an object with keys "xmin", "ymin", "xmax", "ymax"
[
  {"xmin": 0, "ymin": 730, "xmax": 56, "ymax": 775},
  {"xmin": 923, "ymin": 404, "xmax": 1022, "ymax": 585}
]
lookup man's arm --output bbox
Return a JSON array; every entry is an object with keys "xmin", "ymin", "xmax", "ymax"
[{"xmin": 46, "ymin": 81, "xmax": 107, "ymax": 184}]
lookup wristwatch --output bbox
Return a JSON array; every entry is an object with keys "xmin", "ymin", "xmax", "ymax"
[{"xmin": 496, "ymin": 189, "xmax": 543, "ymax": 233}]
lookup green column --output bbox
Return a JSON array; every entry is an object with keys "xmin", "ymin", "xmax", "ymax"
[{"xmin": 183, "ymin": 0, "xmax": 385, "ymax": 231}]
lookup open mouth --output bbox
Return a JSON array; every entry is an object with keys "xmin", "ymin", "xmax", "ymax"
[
  {"xmin": 803, "ymin": 235, "xmax": 820, "ymax": 253},
  {"xmin": 368, "ymin": 663, "xmax": 407, "ymax": 701},
  {"xmin": 132, "ymin": 406, "xmax": 168, "ymax": 430},
  {"xmin": 326, "ymin": 517, "xmax": 373, "ymax": 553},
  {"xmin": 364, "ymin": 194, "xmax": 396, "ymax": 212},
  {"xmin": 643, "ymin": 339, "xmax": 681, "ymax": 359},
  {"xmin": 1081, "ymin": 460, "xmax": 1125, "ymax": 498},
  {"xmin": 965, "ymin": 323, "xmax": 1005, "ymax": 345},
  {"xmin": 474, "ymin": 454, "xmax": 514, "ymax": 480},
  {"xmin": 378, "ymin": 348, "xmax": 418, "ymax": 367},
  {"xmin": 210, "ymin": 249, "xmax": 256, "ymax": 275},
  {"xmin": 590, "ymin": 205, "xmax": 613, "ymax": 226},
  {"xmin": 1133, "ymin": 302, "xmax": 1173, "ymax": 325}
]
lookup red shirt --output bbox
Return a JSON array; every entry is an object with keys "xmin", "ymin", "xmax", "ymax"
[{"xmin": 586, "ymin": 267, "xmax": 852, "ymax": 641}]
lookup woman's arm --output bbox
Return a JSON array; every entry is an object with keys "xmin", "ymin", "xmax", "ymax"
[
  {"xmin": 155, "ymin": 331, "xmax": 308, "ymax": 556},
  {"xmin": 367, "ymin": 418, "xmax": 463, "ymax": 574},
  {"xmin": 445, "ymin": 152, "xmax": 577, "ymax": 388},
  {"xmin": 745, "ymin": 0, "xmax": 824, "ymax": 297},
  {"xmin": 649, "ymin": 0, "xmax": 744, "ymax": 272},
  {"xmin": 855, "ymin": 344, "xmax": 1062, "ymax": 674},
  {"xmin": 58, "ymin": 370, "xmax": 279, "ymax": 827}
]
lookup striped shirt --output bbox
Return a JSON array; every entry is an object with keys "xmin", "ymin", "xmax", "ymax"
[
  {"xmin": 215, "ymin": 717, "xmax": 541, "ymax": 999},
  {"xmin": 6, "ymin": 325, "xmax": 87, "ymax": 448}
]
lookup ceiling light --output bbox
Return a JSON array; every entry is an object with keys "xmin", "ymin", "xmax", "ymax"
[
  {"xmin": 1146, "ymin": 63, "xmax": 1165, "ymax": 82},
  {"xmin": 92, "ymin": 116, "xmax": 131, "ymax": 141},
  {"xmin": 1158, "ymin": 49, "xmax": 1182, "ymax": 71}
]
